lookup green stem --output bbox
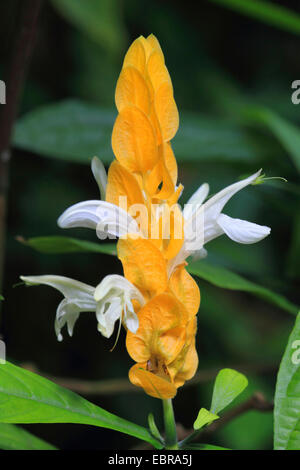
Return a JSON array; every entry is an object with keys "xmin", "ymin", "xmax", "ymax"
[
  {"xmin": 162, "ymin": 399, "xmax": 178, "ymax": 449},
  {"xmin": 178, "ymin": 429, "xmax": 200, "ymax": 449}
]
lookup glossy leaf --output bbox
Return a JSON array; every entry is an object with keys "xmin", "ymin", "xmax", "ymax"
[
  {"xmin": 188, "ymin": 260, "xmax": 299, "ymax": 316},
  {"xmin": 0, "ymin": 362, "xmax": 163, "ymax": 449},
  {"xmin": 274, "ymin": 311, "xmax": 300, "ymax": 450},
  {"xmin": 210, "ymin": 368, "xmax": 248, "ymax": 414},
  {"xmin": 210, "ymin": 0, "xmax": 300, "ymax": 35},
  {"xmin": 0, "ymin": 423, "xmax": 57, "ymax": 450}
]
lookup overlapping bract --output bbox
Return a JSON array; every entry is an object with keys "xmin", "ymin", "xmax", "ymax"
[{"xmin": 107, "ymin": 35, "xmax": 199, "ymax": 399}]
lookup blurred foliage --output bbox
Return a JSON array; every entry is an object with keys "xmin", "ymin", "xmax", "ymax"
[{"xmin": 0, "ymin": 0, "xmax": 299, "ymax": 450}]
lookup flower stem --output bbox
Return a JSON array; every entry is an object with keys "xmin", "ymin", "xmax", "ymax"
[{"xmin": 162, "ymin": 399, "xmax": 178, "ymax": 449}]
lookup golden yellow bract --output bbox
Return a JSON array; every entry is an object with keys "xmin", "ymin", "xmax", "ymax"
[{"xmin": 106, "ymin": 35, "xmax": 200, "ymax": 399}]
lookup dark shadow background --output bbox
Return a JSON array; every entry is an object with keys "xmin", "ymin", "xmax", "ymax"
[{"xmin": 0, "ymin": 0, "xmax": 299, "ymax": 450}]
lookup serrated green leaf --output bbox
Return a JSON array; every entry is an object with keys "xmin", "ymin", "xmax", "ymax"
[
  {"xmin": 0, "ymin": 362, "xmax": 163, "ymax": 449},
  {"xmin": 51, "ymin": 0, "xmax": 127, "ymax": 55},
  {"xmin": 187, "ymin": 259, "xmax": 299, "ymax": 316},
  {"xmin": 211, "ymin": 368, "xmax": 248, "ymax": 414},
  {"xmin": 209, "ymin": 0, "xmax": 300, "ymax": 35},
  {"xmin": 0, "ymin": 423, "xmax": 57, "ymax": 450},
  {"xmin": 193, "ymin": 408, "xmax": 219, "ymax": 430},
  {"xmin": 18, "ymin": 235, "xmax": 116, "ymax": 256},
  {"xmin": 13, "ymin": 100, "xmax": 274, "ymax": 165},
  {"xmin": 274, "ymin": 311, "xmax": 300, "ymax": 450}
]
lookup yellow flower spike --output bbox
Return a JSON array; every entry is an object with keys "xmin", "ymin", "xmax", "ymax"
[
  {"xmin": 167, "ymin": 318, "xmax": 198, "ymax": 388},
  {"xmin": 146, "ymin": 34, "xmax": 165, "ymax": 61},
  {"xmin": 123, "ymin": 37, "xmax": 147, "ymax": 74},
  {"xmin": 129, "ymin": 363, "xmax": 177, "ymax": 399},
  {"xmin": 112, "ymin": 106, "xmax": 159, "ymax": 173},
  {"xmin": 138, "ymin": 36, "xmax": 153, "ymax": 61},
  {"xmin": 169, "ymin": 265, "xmax": 200, "ymax": 318},
  {"xmin": 117, "ymin": 237, "xmax": 168, "ymax": 297},
  {"xmin": 105, "ymin": 160, "xmax": 144, "ymax": 208},
  {"xmin": 115, "ymin": 66, "xmax": 151, "ymax": 115},
  {"xmin": 164, "ymin": 142, "xmax": 178, "ymax": 186},
  {"xmin": 161, "ymin": 206, "xmax": 184, "ymax": 260},
  {"xmin": 126, "ymin": 293, "xmax": 188, "ymax": 365},
  {"xmin": 146, "ymin": 50, "xmax": 172, "ymax": 93},
  {"xmin": 154, "ymin": 82, "xmax": 179, "ymax": 142},
  {"xmin": 144, "ymin": 146, "xmax": 175, "ymax": 200}
]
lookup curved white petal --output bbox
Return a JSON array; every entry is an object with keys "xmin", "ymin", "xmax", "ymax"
[
  {"xmin": 21, "ymin": 275, "xmax": 96, "ymax": 341},
  {"xmin": 57, "ymin": 200, "xmax": 105, "ymax": 230},
  {"xmin": 94, "ymin": 274, "xmax": 144, "ymax": 306},
  {"xmin": 57, "ymin": 200, "xmax": 141, "ymax": 238},
  {"xmin": 91, "ymin": 156, "xmax": 107, "ymax": 200},
  {"xmin": 217, "ymin": 214, "xmax": 271, "ymax": 244},
  {"xmin": 124, "ymin": 306, "xmax": 139, "ymax": 334},
  {"xmin": 94, "ymin": 274, "xmax": 144, "ymax": 336},
  {"xmin": 20, "ymin": 275, "xmax": 95, "ymax": 299},
  {"xmin": 186, "ymin": 183, "xmax": 209, "ymax": 207},
  {"xmin": 203, "ymin": 170, "xmax": 262, "ymax": 220},
  {"xmin": 96, "ymin": 298, "xmax": 122, "ymax": 338}
]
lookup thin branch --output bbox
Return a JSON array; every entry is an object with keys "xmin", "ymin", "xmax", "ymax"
[
  {"xmin": 0, "ymin": 0, "xmax": 43, "ymax": 288},
  {"xmin": 20, "ymin": 361, "xmax": 276, "ymax": 396}
]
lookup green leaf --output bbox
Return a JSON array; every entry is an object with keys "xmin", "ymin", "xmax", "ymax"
[
  {"xmin": 0, "ymin": 295, "xmax": 3, "ymax": 301},
  {"xmin": 18, "ymin": 235, "xmax": 116, "ymax": 256},
  {"xmin": 0, "ymin": 362, "xmax": 163, "ymax": 449},
  {"xmin": 183, "ymin": 443, "xmax": 229, "ymax": 450},
  {"xmin": 209, "ymin": 0, "xmax": 300, "ymax": 35},
  {"xmin": 244, "ymin": 106, "xmax": 300, "ymax": 172},
  {"xmin": 0, "ymin": 423, "xmax": 57, "ymax": 450},
  {"xmin": 274, "ymin": 311, "xmax": 300, "ymax": 450},
  {"xmin": 51, "ymin": 0, "xmax": 127, "ymax": 55},
  {"xmin": 14, "ymin": 100, "xmax": 116, "ymax": 165},
  {"xmin": 193, "ymin": 408, "xmax": 219, "ymax": 430},
  {"xmin": 210, "ymin": 368, "xmax": 248, "ymax": 414},
  {"xmin": 148, "ymin": 413, "xmax": 163, "ymax": 444},
  {"xmin": 187, "ymin": 259, "xmax": 299, "ymax": 316},
  {"xmin": 13, "ymin": 100, "xmax": 274, "ymax": 165}
]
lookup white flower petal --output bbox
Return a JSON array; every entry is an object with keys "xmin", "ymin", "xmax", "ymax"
[
  {"xmin": 186, "ymin": 182, "xmax": 210, "ymax": 207},
  {"xmin": 21, "ymin": 275, "xmax": 96, "ymax": 341},
  {"xmin": 96, "ymin": 298, "xmax": 122, "ymax": 338},
  {"xmin": 91, "ymin": 156, "xmax": 107, "ymax": 200},
  {"xmin": 20, "ymin": 275, "xmax": 95, "ymax": 300},
  {"xmin": 217, "ymin": 214, "xmax": 271, "ymax": 244},
  {"xmin": 203, "ymin": 170, "xmax": 262, "ymax": 220},
  {"xmin": 94, "ymin": 274, "xmax": 144, "ymax": 306},
  {"xmin": 57, "ymin": 200, "xmax": 141, "ymax": 239},
  {"xmin": 94, "ymin": 274, "xmax": 144, "ymax": 337},
  {"xmin": 124, "ymin": 306, "xmax": 139, "ymax": 334}
]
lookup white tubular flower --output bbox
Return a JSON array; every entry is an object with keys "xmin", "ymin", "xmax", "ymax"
[
  {"xmin": 20, "ymin": 275, "xmax": 96, "ymax": 342},
  {"xmin": 20, "ymin": 274, "xmax": 145, "ymax": 341},
  {"xmin": 169, "ymin": 170, "xmax": 271, "ymax": 275},
  {"xmin": 94, "ymin": 275, "xmax": 145, "ymax": 338},
  {"xmin": 57, "ymin": 157, "xmax": 141, "ymax": 239}
]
